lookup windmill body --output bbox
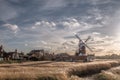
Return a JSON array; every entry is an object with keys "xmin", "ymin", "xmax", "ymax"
[
  {"xmin": 74, "ymin": 34, "xmax": 94, "ymax": 61},
  {"xmin": 78, "ymin": 41, "xmax": 86, "ymax": 55}
]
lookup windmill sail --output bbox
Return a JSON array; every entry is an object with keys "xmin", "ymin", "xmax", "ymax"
[
  {"xmin": 85, "ymin": 36, "xmax": 91, "ymax": 42},
  {"xmin": 75, "ymin": 34, "xmax": 93, "ymax": 52}
]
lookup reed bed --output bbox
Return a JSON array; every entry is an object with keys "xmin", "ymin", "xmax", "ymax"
[
  {"xmin": 94, "ymin": 66, "xmax": 120, "ymax": 80},
  {"xmin": 0, "ymin": 60, "xmax": 119, "ymax": 80},
  {"xmin": 67, "ymin": 61, "xmax": 120, "ymax": 77}
]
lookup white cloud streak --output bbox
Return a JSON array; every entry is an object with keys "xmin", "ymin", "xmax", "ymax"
[{"xmin": 3, "ymin": 23, "xmax": 19, "ymax": 33}]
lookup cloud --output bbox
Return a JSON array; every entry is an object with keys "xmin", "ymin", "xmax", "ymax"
[
  {"xmin": 89, "ymin": 0, "xmax": 112, "ymax": 5},
  {"xmin": 43, "ymin": 0, "xmax": 66, "ymax": 9},
  {"xmin": 32, "ymin": 21, "xmax": 56, "ymax": 30},
  {"xmin": 0, "ymin": 0, "xmax": 120, "ymax": 54},
  {"xmin": 0, "ymin": 0, "xmax": 18, "ymax": 21},
  {"xmin": 41, "ymin": 41, "xmax": 47, "ymax": 45},
  {"xmin": 92, "ymin": 32, "xmax": 101, "ymax": 35},
  {"xmin": 3, "ymin": 23, "xmax": 19, "ymax": 33},
  {"xmin": 61, "ymin": 18, "xmax": 80, "ymax": 29},
  {"xmin": 24, "ymin": 43, "xmax": 28, "ymax": 47},
  {"xmin": 29, "ymin": 18, "xmax": 104, "ymax": 46}
]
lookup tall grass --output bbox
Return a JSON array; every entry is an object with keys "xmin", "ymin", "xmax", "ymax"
[
  {"xmin": 95, "ymin": 66, "xmax": 120, "ymax": 80},
  {"xmin": 0, "ymin": 61, "xmax": 119, "ymax": 80},
  {"xmin": 67, "ymin": 61, "xmax": 120, "ymax": 77},
  {"xmin": 94, "ymin": 70, "xmax": 118, "ymax": 80},
  {"xmin": 0, "ymin": 67, "xmax": 68, "ymax": 80}
]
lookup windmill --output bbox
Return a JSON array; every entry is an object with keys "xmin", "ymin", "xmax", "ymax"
[{"xmin": 75, "ymin": 34, "xmax": 93, "ymax": 56}]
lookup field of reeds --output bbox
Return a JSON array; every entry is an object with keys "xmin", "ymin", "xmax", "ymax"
[
  {"xmin": 94, "ymin": 66, "xmax": 120, "ymax": 80},
  {"xmin": 0, "ymin": 60, "xmax": 120, "ymax": 80}
]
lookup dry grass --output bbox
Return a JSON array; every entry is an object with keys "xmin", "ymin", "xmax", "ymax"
[
  {"xmin": 0, "ymin": 61, "xmax": 69, "ymax": 80},
  {"xmin": 0, "ymin": 60, "xmax": 119, "ymax": 80},
  {"xmin": 67, "ymin": 61, "xmax": 119, "ymax": 77},
  {"xmin": 94, "ymin": 71, "xmax": 117, "ymax": 80},
  {"xmin": 0, "ymin": 67, "xmax": 68, "ymax": 80},
  {"xmin": 94, "ymin": 64, "xmax": 120, "ymax": 80}
]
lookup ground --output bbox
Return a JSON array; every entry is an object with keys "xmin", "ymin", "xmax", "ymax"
[{"xmin": 0, "ymin": 60, "xmax": 120, "ymax": 80}]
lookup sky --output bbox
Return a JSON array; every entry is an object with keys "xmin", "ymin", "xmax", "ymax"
[{"xmin": 0, "ymin": 0, "xmax": 120, "ymax": 55}]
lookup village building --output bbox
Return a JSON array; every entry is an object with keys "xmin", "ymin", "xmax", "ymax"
[
  {"xmin": 27, "ymin": 49, "xmax": 55, "ymax": 61},
  {"xmin": 0, "ymin": 45, "xmax": 4, "ymax": 60},
  {"xmin": 0, "ymin": 45, "xmax": 25, "ymax": 61},
  {"xmin": 28, "ymin": 49, "xmax": 45, "ymax": 60}
]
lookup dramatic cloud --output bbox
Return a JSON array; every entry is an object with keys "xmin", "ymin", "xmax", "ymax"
[{"xmin": 0, "ymin": 0, "xmax": 120, "ymax": 55}]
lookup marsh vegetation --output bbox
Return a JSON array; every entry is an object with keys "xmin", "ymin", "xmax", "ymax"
[{"xmin": 0, "ymin": 60, "xmax": 119, "ymax": 80}]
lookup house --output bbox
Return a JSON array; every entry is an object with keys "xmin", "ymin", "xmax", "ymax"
[
  {"xmin": 28, "ymin": 49, "xmax": 45, "ymax": 61},
  {"xmin": 27, "ymin": 49, "xmax": 55, "ymax": 61},
  {"xmin": 0, "ymin": 45, "xmax": 25, "ymax": 61},
  {"xmin": 55, "ymin": 53, "xmax": 71, "ymax": 61},
  {"xmin": 0, "ymin": 45, "xmax": 4, "ymax": 58},
  {"xmin": 6, "ymin": 49, "xmax": 23, "ymax": 60}
]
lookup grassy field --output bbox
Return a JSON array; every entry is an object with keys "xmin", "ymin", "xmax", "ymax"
[
  {"xmin": 0, "ymin": 60, "xmax": 119, "ymax": 80},
  {"xmin": 94, "ymin": 66, "xmax": 120, "ymax": 80}
]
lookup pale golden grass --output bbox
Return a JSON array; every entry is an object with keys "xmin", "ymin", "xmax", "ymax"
[
  {"xmin": 94, "ymin": 71, "xmax": 117, "ymax": 80},
  {"xmin": 93, "ymin": 63, "xmax": 120, "ymax": 80},
  {"xmin": 109, "ymin": 67, "xmax": 120, "ymax": 75},
  {"xmin": 0, "ymin": 60, "xmax": 119, "ymax": 80},
  {"xmin": 0, "ymin": 67, "xmax": 68, "ymax": 80},
  {"xmin": 67, "ymin": 61, "xmax": 120, "ymax": 77},
  {"xmin": 0, "ymin": 61, "xmax": 70, "ymax": 80}
]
